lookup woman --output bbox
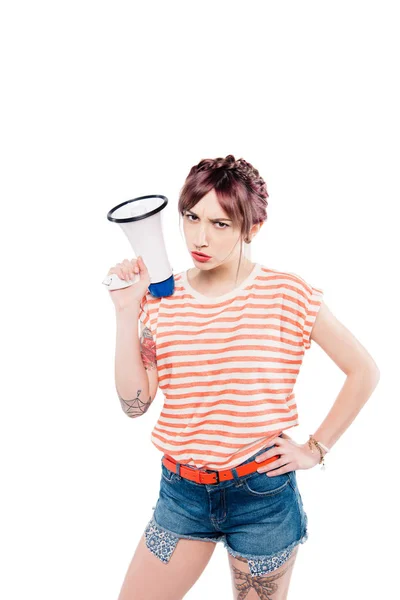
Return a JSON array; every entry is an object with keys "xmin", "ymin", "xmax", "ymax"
[{"xmin": 109, "ymin": 155, "xmax": 380, "ymax": 600}]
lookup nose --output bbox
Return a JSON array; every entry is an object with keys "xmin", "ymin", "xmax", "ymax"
[{"xmin": 194, "ymin": 226, "xmax": 208, "ymax": 248}]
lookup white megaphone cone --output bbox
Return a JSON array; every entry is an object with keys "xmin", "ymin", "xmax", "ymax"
[{"xmin": 102, "ymin": 194, "xmax": 175, "ymax": 298}]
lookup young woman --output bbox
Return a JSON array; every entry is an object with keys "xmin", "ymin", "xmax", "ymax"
[{"xmin": 109, "ymin": 155, "xmax": 380, "ymax": 600}]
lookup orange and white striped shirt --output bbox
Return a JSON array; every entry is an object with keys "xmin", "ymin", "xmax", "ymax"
[{"xmin": 138, "ymin": 262, "xmax": 323, "ymax": 471}]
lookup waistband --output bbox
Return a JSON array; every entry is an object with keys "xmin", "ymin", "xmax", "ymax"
[{"xmin": 162, "ymin": 439, "xmax": 282, "ymax": 485}]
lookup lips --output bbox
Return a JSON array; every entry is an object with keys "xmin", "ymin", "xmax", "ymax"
[{"xmin": 192, "ymin": 251, "xmax": 211, "ymax": 258}]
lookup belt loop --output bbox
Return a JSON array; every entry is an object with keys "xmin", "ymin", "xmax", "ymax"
[
  {"xmin": 230, "ymin": 466, "xmax": 243, "ymax": 486},
  {"xmin": 174, "ymin": 461, "xmax": 182, "ymax": 480}
]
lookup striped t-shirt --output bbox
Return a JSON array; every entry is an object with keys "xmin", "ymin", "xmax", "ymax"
[{"xmin": 138, "ymin": 262, "xmax": 323, "ymax": 471}]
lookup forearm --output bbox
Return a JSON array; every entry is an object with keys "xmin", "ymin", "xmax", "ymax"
[
  {"xmin": 114, "ymin": 305, "xmax": 150, "ymax": 418},
  {"xmin": 311, "ymin": 365, "xmax": 380, "ymax": 453}
]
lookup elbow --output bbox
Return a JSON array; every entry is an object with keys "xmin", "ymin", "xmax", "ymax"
[
  {"xmin": 367, "ymin": 366, "xmax": 380, "ymax": 396},
  {"xmin": 117, "ymin": 388, "xmax": 152, "ymax": 419},
  {"xmin": 122, "ymin": 405, "xmax": 143, "ymax": 419},
  {"xmin": 365, "ymin": 359, "xmax": 380, "ymax": 384},
  {"xmin": 349, "ymin": 362, "xmax": 380, "ymax": 387}
]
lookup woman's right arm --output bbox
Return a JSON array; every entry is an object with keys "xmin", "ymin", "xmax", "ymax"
[{"xmin": 114, "ymin": 303, "xmax": 158, "ymax": 418}]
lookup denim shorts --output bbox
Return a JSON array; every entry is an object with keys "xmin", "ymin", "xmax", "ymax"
[{"xmin": 144, "ymin": 435, "xmax": 308, "ymax": 577}]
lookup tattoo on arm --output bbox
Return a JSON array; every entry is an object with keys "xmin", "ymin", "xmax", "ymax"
[
  {"xmin": 118, "ymin": 388, "xmax": 153, "ymax": 418},
  {"xmin": 140, "ymin": 325, "xmax": 157, "ymax": 371},
  {"xmin": 117, "ymin": 324, "xmax": 157, "ymax": 418}
]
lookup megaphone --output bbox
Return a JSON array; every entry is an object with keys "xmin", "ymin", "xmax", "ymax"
[{"xmin": 102, "ymin": 194, "xmax": 175, "ymax": 298}]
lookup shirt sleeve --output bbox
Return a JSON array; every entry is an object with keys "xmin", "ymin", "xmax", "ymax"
[{"xmin": 302, "ymin": 284, "xmax": 324, "ymax": 350}]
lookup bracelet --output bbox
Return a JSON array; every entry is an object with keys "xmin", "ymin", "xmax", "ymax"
[
  {"xmin": 317, "ymin": 440, "xmax": 330, "ymax": 453},
  {"xmin": 308, "ymin": 435, "xmax": 327, "ymax": 470}
]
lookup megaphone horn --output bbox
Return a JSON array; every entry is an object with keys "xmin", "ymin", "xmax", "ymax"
[{"xmin": 102, "ymin": 194, "xmax": 175, "ymax": 298}]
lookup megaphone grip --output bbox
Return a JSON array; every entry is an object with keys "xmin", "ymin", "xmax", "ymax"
[{"xmin": 102, "ymin": 272, "xmax": 141, "ymax": 291}]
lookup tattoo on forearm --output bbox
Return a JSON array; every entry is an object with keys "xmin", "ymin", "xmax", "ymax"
[
  {"xmin": 118, "ymin": 388, "xmax": 153, "ymax": 418},
  {"xmin": 140, "ymin": 326, "xmax": 157, "ymax": 371}
]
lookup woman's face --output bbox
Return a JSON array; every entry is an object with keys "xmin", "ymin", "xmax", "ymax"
[{"xmin": 182, "ymin": 189, "xmax": 245, "ymax": 270}]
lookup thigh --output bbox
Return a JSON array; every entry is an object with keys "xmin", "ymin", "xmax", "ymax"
[
  {"xmin": 117, "ymin": 532, "xmax": 217, "ymax": 600},
  {"xmin": 223, "ymin": 469, "xmax": 308, "ymax": 563},
  {"xmin": 221, "ymin": 467, "xmax": 308, "ymax": 597},
  {"xmin": 228, "ymin": 544, "xmax": 299, "ymax": 600}
]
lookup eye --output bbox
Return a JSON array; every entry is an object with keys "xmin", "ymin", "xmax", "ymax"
[
  {"xmin": 185, "ymin": 214, "xmax": 197, "ymax": 222},
  {"xmin": 215, "ymin": 221, "xmax": 230, "ymax": 229},
  {"xmin": 184, "ymin": 214, "xmax": 229, "ymax": 229}
]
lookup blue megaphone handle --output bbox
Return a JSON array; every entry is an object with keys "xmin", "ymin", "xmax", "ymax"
[{"xmin": 148, "ymin": 274, "xmax": 175, "ymax": 298}]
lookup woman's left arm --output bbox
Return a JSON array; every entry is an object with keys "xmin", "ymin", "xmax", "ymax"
[
  {"xmin": 306, "ymin": 299, "xmax": 380, "ymax": 450},
  {"xmin": 256, "ymin": 300, "xmax": 380, "ymax": 475}
]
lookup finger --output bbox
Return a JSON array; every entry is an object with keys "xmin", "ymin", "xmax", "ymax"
[
  {"xmin": 137, "ymin": 256, "xmax": 146, "ymax": 269},
  {"xmin": 258, "ymin": 461, "xmax": 294, "ymax": 476},
  {"xmin": 264, "ymin": 464, "xmax": 294, "ymax": 477},
  {"xmin": 108, "ymin": 268, "xmax": 125, "ymax": 277},
  {"xmin": 272, "ymin": 436, "xmax": 285, "ymax": 445},
  {"xmin": 256, "ymin": 457, "xmax": 284, "ymax": 473},
  {"xmin": 261, "ymin": 436, "xmax": 283, "ymax": 449},
  {"xmin": 116, "ymin": 266, "xmax": 131, "ymax": 280},
  {"xmin": 129, "ymin": 259, "xmax": 139, "ymax": 273},
  {"xmin": 254, "ymin": 449, "xmax": 281, "ymax": 463},
  {"xmin": 123, "ymin": 259, "xmax": 138, "ymax": 278}
]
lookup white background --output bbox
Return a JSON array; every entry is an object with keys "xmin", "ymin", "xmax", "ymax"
[{"xmin": 1, "ymin": 1, "xmax": 398, "ymax": 598}]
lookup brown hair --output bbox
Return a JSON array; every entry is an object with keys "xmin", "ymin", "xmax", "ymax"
[{"xmin": 178, "ymin": 154, "xmax": 269, "ymax": 284}]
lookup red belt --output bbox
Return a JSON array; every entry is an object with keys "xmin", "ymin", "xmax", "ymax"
[{"xmin": 162, "ymin": 452, "xmax": 280, "ymax": 485}]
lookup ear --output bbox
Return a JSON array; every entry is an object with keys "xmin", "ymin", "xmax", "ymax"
[{"xmin": 249, "ymin": 221, "xmax": 263, "ymax": 238}]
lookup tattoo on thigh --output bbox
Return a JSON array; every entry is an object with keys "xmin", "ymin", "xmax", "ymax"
[
  {"xmin": 140, "ymin": 326, "xmax": 157, "ymax": 371},
  {"xmin": 232, "ymin": 553, "xmax": 296, "ymax": 600},
  {"xmin": 118, "ymin": 388, "xmax": 153, "ymax": 417}
]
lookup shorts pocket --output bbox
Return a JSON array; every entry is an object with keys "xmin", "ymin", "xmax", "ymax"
[
  {"xmin": 161, "ymin": 462, "xmax": 180, "ymax": 484},
  {"xmin": 287, "ymin": 470, "xmax": 307, "ymax": 528},
  {"xmin": 242, "ymin": 470, "xmax": 290, "ymax": 497}
]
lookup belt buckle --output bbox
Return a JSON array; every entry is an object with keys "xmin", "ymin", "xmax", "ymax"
[
  {"xmin": 211, "ymin": 470, "xmax": 219, "ymax": 484},
  {"xmin": 205, "ymin": 469, "xmax": 219, "ymax": 484},
  {"xmin": 193, "ymin": 468, "xmax": 219, "ymax": 484}
]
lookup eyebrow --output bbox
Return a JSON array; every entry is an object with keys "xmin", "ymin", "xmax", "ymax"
[{"xmin": 185, "ymin": 210, "xmax": 232, "ymax": 222}]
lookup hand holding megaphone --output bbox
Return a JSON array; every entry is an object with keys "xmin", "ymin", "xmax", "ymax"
[{"xmin": 106, "ymin": 255, "xmax": 150, "ymax": 311}]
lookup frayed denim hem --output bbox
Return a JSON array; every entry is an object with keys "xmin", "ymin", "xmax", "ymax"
[
  {"xmin": 223, "ymin": 528, "xmax": 309, "ymax": 577},
  {"xmin": 145, "ymin": 507, "xmax": 309, "ymax": 576},
  {"xmin": 144, "ymin": 515, "xmax": 221, "ymax": 564}
]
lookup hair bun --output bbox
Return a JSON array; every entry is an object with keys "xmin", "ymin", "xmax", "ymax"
[{"xmin": 196, "ymin": 155, "xmax": 268, "ymax": 202}]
